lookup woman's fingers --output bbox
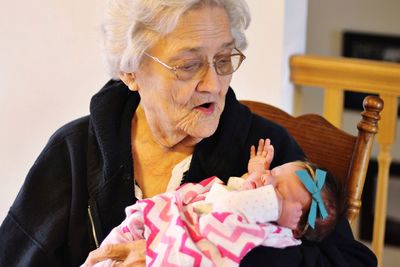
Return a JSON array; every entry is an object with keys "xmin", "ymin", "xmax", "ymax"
[
  {"xmin": 84, "ymin": 244, "xmax": 129, "ymax": 266},
  {"xmin": 114, "ymin": 240, "xmax": 146, "ymax": 266},
  {"xmin": 84, "ymin": 240, "xmax": 146, "ymax": 266},
  {"xmin": 123, "ymin": 240, "xmax": 146, "ymax": 266},
  {"xmin": 119, "ymin": 248, "xmax": 146, "ymax": 267}
]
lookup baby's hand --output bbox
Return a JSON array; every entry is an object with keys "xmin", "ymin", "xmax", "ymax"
[
  {"xmin": 276, "ymin": 192, "xmax": 302, "ymax": 230},
  {"xmin": 240, "ymin": 171, "xmax": 264, "ymax": 190},
  {"xmin": 240, "ymin": 171, "xmax": 275, "ymax": 191},
  {"xmin": 248, "ymin": 138, "xmax": 274, "ymax": 174}
]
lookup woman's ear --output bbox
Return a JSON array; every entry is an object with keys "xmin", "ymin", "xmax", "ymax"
[{"xmin": 119, "ymin": 72, "xmax": 138, "ymax": 91}]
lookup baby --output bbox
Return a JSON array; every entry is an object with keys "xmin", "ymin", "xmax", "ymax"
[
  {"xmin": 86, "ymin": 139, "xmax": 341, "ymax": 266},
  {"xmin": 197, "ymin": 138, "xmax": 340, "ymax": 242}
]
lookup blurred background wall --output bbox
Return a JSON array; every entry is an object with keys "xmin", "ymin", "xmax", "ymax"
[{"xmin": 0, "ymin": 0, "xmax": 399, "ymax": 265}]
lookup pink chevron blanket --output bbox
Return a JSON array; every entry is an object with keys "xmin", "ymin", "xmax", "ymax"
[{"xmin": 94, "ymin": 177, "xmax": 300, "ymax": 267}]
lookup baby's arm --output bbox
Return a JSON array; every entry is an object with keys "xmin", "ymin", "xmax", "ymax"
[
  {"xmin": 247, "ymin": 138, "xmax": 274, "ymax": 174},
  {"xmin": 239, "ymin": 172, "xmax": 303, "ymax": 230},
  {"xmin": 211, "ymin": 184, "xmax": 280, "ymax": 224}
]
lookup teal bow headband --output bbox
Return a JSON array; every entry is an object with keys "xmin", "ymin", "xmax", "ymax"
[{"xmin": 295, "ymin": 169, "xmax": 328, "ymax": 229}]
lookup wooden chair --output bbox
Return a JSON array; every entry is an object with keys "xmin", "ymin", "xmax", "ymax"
[
  {"xmin": 240, "ymin": 96, "xmax": 383, "ymax": 224},
  {"xmin": 289, "ymin": 55, "xmax": 400, "ymax": 266}
]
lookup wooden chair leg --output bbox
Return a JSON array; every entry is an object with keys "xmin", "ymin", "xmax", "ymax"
[{"xmin": 371, "ymin": 94, "xmax": 397, "ymax": 267}]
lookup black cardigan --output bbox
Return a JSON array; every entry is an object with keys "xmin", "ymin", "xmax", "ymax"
[{"xmin": 0, "ymin": 80, "xmax": 376, "ymax": 266}]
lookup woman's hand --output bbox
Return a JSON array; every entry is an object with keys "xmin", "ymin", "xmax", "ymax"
[
  {"xmin": 276, "ymin": 190, "xmax": 302, "ymax": 230},
  {"xmin": 83, "ymin": 240, "xmax": 146, "ymax": 267}
]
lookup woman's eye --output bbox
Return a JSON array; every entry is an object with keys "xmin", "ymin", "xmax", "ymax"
[
  {"xmin": 217, "ymin": 56, "xmax": 232, "ymax": 65},
  {"xmin": 179, "ymin": 61, "xmax": 203, "ymax": 72}
]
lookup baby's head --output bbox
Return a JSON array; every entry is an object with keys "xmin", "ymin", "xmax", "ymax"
[
  {"xmin": 293, "ymin": 161, "xmax": 343, "ymax": 242},
  {"xmin": 242, "ymin": 160, "xmax": 343, "ymax": 241}
]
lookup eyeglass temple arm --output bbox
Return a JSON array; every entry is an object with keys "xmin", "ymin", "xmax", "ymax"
[{"xmin": 143, "ymin": 52, "xmax": 175, "ymax": 71}]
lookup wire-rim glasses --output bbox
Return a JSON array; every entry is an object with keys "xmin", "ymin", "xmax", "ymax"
[{"xmin": 143, "ymin": 48, "xmax": 246, "ymax": 81}]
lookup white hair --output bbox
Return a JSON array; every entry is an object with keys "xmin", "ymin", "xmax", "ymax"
[{"xmin": 101, "ymin": 0, "xmax": 251, "ymax": 79}]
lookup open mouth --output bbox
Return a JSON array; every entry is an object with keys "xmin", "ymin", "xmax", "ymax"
[
  {"xmin": 200, "ymin": 102, "xmax": 212, "ymax": 108},
  {"xmin": 195, "ymin": 102, "xmax": 215, "ymax": 114}
]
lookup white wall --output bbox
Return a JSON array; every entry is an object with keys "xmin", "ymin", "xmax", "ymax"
[
  {"xmin": 0, "ymin": 1, "xmax": 308, "ymax": 223},
  {"xmin": 232, "ymin": 0, "xmax": 308, "ymax": 112},
  {"xmin": 0, "ymin": 1, "xmax": 108, "ymax": 223}
]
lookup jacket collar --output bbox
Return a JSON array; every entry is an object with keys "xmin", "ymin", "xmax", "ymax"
[{"xmin": 89, "ymin": 79, "xmax": 138, "ymax": 184}]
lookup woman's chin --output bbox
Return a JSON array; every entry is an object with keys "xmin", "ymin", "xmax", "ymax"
[
  {"xmin": 177, "ymin": 109, "xmax": 221, "ymax": 138},
  {"xmin": 186, "ymin": 121, "xmax": 219, "ymax": 139}
]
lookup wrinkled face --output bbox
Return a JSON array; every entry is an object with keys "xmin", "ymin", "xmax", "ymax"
[
  {"xmin": 128, "ymin": 6, "xmax": 234, "ymax": 147},
  {"xmin": 269, "ymin": 162, "xmax": 312, "ymax": 210}
]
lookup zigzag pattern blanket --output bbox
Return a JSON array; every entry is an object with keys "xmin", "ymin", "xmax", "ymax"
[{"xmin": 95, "ymin": 177, "xmax": 300, "ymax": 267}]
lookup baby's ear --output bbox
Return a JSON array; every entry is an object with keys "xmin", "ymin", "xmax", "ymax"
[{"xmin": 119, "ymin": 72, "xmax": 138, "ymax": 91}]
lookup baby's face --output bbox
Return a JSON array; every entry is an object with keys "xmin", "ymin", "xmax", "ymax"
[
  {"xmin": 244, "ymin": 162, "xmax": 312, "ymax": 210},
  {"xmin": 268, "ymin": 162, "xmax": 312, "ymax": 210}
]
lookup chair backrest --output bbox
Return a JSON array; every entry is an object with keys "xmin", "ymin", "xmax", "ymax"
[{"xmin": 240, "ymin": 96, "xmax": 383, "ymax": 223}]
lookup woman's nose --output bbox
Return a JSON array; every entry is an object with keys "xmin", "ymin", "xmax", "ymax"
[{"xmin": 196, "ymin": 64, "xmax": 222, "ymax": 94}]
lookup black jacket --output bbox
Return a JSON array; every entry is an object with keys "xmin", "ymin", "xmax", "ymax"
[{"xmin": 0, "ymin": 80, "xmax": 376, "ymax": 266}]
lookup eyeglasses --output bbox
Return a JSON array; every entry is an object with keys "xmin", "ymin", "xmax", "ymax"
[{"xmin": 143, "ymin": 48, "xmax": 246, "ymax": 81}]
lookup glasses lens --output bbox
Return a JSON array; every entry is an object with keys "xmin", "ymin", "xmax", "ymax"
[
  {"xmin": 215, "ymin": 54, "xmax": 244, "ymax": 76},
  {"xmin": 175, "ymin": 60, "xmax": 205, "ymax": 81},
  {"xmin": 175, "ymin": 51, "xmax": 245, "ymax": 80}
]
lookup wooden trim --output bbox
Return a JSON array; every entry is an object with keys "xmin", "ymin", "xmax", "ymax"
[{"xmin": 290, "ymin": 55, "xmax": 400, "ymax": 95}]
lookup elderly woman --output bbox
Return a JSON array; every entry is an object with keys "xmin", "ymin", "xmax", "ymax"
[{"xmin": 0, "ymin": 0, "xmax": 376, "ymax": 266}]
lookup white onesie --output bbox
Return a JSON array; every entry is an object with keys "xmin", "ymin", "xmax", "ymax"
[{"xmin": 194, "ymin": 177, "xmax": 280, "ymax": 224}]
